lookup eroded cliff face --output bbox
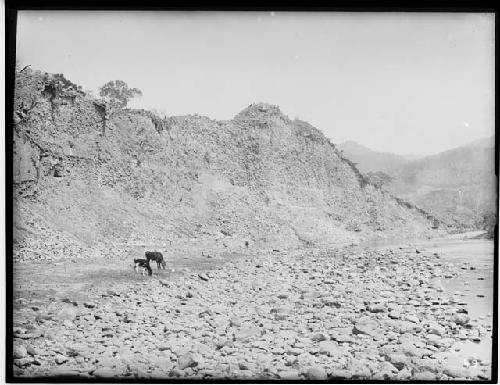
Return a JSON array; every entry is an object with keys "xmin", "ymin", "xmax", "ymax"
[{"xmin": 13, "ymin": 69, "xmax": 437, "ymax": 261}]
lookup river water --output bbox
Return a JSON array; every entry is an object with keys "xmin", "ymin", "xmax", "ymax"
[
  {"xmin": 363, "ymin": 236, "xmax": 495, "ymax": 363},
  {"xmin": 423, "ymin": 238, "xmax": 494, "ymax": 364}
]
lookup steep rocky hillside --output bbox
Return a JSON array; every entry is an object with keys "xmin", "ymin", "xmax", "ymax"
[{"xmin": 13, "ymin": 68, "xmax": 439, "ymax": 261}]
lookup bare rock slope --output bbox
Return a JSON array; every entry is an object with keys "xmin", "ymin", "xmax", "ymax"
[{"xmin": 13, "ymin": 68, "xmax": 438, "ymax": 261}]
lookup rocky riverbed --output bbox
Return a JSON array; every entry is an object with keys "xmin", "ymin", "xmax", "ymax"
[{"xmin": 12, "ymin": 245, "xmax": 492, "ymax": 380}]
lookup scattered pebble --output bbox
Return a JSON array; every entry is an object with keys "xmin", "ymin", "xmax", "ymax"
[{"xmin": 12, "ymin": 246, "xmax": 491, "ymax": 380}]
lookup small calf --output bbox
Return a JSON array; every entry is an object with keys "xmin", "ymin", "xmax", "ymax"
[{"xmin": 134, "ymin": 258, "xmax": 152, "ymax": 276}]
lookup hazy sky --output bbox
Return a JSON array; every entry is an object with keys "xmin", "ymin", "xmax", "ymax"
[{"xmin": 16, "ymin": 11, "xmax": 494, "ymax": 155}]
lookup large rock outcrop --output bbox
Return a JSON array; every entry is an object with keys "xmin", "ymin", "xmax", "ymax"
[{"xmin": 12, "ymin": 68, "xmax": 439, "ymax": 261}]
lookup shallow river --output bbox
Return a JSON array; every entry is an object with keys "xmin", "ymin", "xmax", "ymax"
[{"xmin": 364, "ymin": 237, "xmax": 495, "ymax": 363}]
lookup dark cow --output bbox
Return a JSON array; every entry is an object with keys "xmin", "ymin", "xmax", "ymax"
[
  {"xmin": 134, "ymin": 258, "xmax": 152, "ymax": 276},
  {"xmin": 145, "ymin": 251, "xmax": 167, "ymax": 270}
]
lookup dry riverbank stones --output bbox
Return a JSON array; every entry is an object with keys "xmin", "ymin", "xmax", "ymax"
[{"xmin": 12, "ymin": 246, "xmax": 491, "ymax": 380}]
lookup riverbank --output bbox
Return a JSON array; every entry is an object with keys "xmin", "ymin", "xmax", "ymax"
[{"xmin": 12, "ymin": 244, "xmax": 492, "ymax": 380}]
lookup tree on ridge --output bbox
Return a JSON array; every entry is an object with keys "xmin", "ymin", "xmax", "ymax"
[{"xmin": 99, "ymin": 80, "xmax": 142, "ymax": 110}]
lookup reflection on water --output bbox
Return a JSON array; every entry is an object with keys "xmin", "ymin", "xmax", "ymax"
[{"xmin": 363, "ymin": 237, "xmax": 494, "ymax": 363}]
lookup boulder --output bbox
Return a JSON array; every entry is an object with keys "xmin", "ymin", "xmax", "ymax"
[
  {"xmin": 367, "ymin": 303, "xmax": 386, "ymax": 313},
  {"xmin": 234, "ymin": 327, "xmax": 261, "ymax": 342},
  {"xmin": 49, "ymin": 368, "xmax": 82, "ymax": 377},
  {"xmin": 177, "ymin": 353, "xmax": 199, "ymax": 370},
  {"xmin": 329, "ymin": 369, "xmax": 353, "ymax": 379},
  {"xmin": 14, "ymin": 357, "xmax": 35, "ymax": 367},
  {"xmin": 278, "ymin": 369, "xmax": 301, "ymax": 380},
  {"xmin": 13, "ymin": 345, "xmax": 27, "ymax": 359},
  {"xmin": 57, "ymin": 307, "xmax": 77, "ymax": 321},
  {"xmin": 427, "ymin": 322, "xmax": 446, "ymax": 336},
  {"xmin": 452, "ymin": 314, "xmax": 470, "ymax": 326},
  {"xmin": 306, "ymin": 366, "xmax": 327, "ymax": 380},
  {"xmin": 352, "ymin": 321, "xmax": 378, "ymax": 336},
  {"xmin": 93, "ymin": 368, "xmax": 120, "ymax": 378},
  {"xmin": 444, "ymin": 365, "xmax": 471, "ymax": 379},
  {"xmin": 55, "ymin": 354, "xmax": 69, "ymax": 364},
  {"xmin": 386, "ymin": 353, "xmax": 409, "ymax": 370},
  {"xmin": 310, "ymin": 333, "xmax": 328, "ymax": 342}
]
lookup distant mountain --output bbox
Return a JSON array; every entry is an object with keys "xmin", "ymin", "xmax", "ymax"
[
  {"xmin": 339, "ymin": 137, "xmax": 496, "ymax": 233},
  {"xmin": 401, "ymin": 154, "xmax": 423, "ymax": 162},
  {"xmin": 463, "ymin": 136, "xmax": 495, "ymax": 149},
  {"xmin": 337, "ymin": 141, "xmax": 421, "ymax": 174},
  {"xmin": 388, "ymin": 136, "xmax": 496, "ymax": 231}
]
